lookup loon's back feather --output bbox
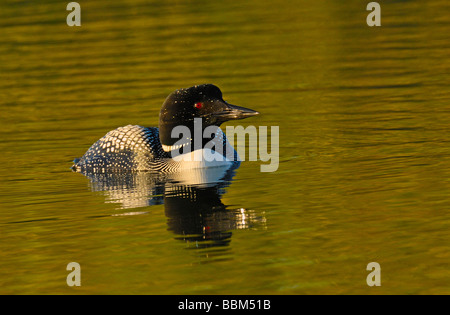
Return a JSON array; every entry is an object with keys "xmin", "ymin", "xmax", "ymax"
[
  {"xmin": 73, "ymin": 124, "xmax": 239, "ymax": 174},
  {"xmin": 73, "ymin": 125, "xmax": 170, "ymax": 173}
]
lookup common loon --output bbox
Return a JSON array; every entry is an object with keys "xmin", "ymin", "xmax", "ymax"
[{"xmin": 72, "ymin": 84, "xmax": 259, "ymax": 173}]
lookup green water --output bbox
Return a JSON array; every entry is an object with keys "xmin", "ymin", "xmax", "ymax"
[{"xmin": 1, "ymin": 0, "xmax": 450, "ymax": 294}]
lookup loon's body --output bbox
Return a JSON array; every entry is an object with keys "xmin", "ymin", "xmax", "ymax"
[
  {"xmin": 73, "ymin": 84, "xmax": 258, "ymax": 174},
  {"xmin": 73, "ymin": 124, "xmax": 238, "ymax": 173}
]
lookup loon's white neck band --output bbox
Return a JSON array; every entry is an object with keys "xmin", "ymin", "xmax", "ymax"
[{"xmin": 161, "ymin": 141, "xmax": 191, "ymax": 153}]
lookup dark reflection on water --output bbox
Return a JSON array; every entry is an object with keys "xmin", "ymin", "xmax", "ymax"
[{"xmin": 78, "ymin": 165, "xmax": 265, "ymax": 251}]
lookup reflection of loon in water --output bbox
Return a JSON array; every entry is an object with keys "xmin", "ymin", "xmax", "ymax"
[{"xmin": 80, "ymin": 165, "xmax": 266, "ymax": 250}]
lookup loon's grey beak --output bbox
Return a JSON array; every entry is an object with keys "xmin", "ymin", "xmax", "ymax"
[{"xmin": 212, "ymin": 102, "xmax": 259, "ymax": 120}]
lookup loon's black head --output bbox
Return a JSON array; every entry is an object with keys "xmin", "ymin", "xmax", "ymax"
[{"xmin": 159, "ymin": 84, "xmax": 259, "ymax": 147}]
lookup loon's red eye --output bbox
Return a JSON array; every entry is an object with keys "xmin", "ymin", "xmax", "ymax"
[{"xmin": 194, "ymin": 102, "xmax": 203, "ymax": 109}]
